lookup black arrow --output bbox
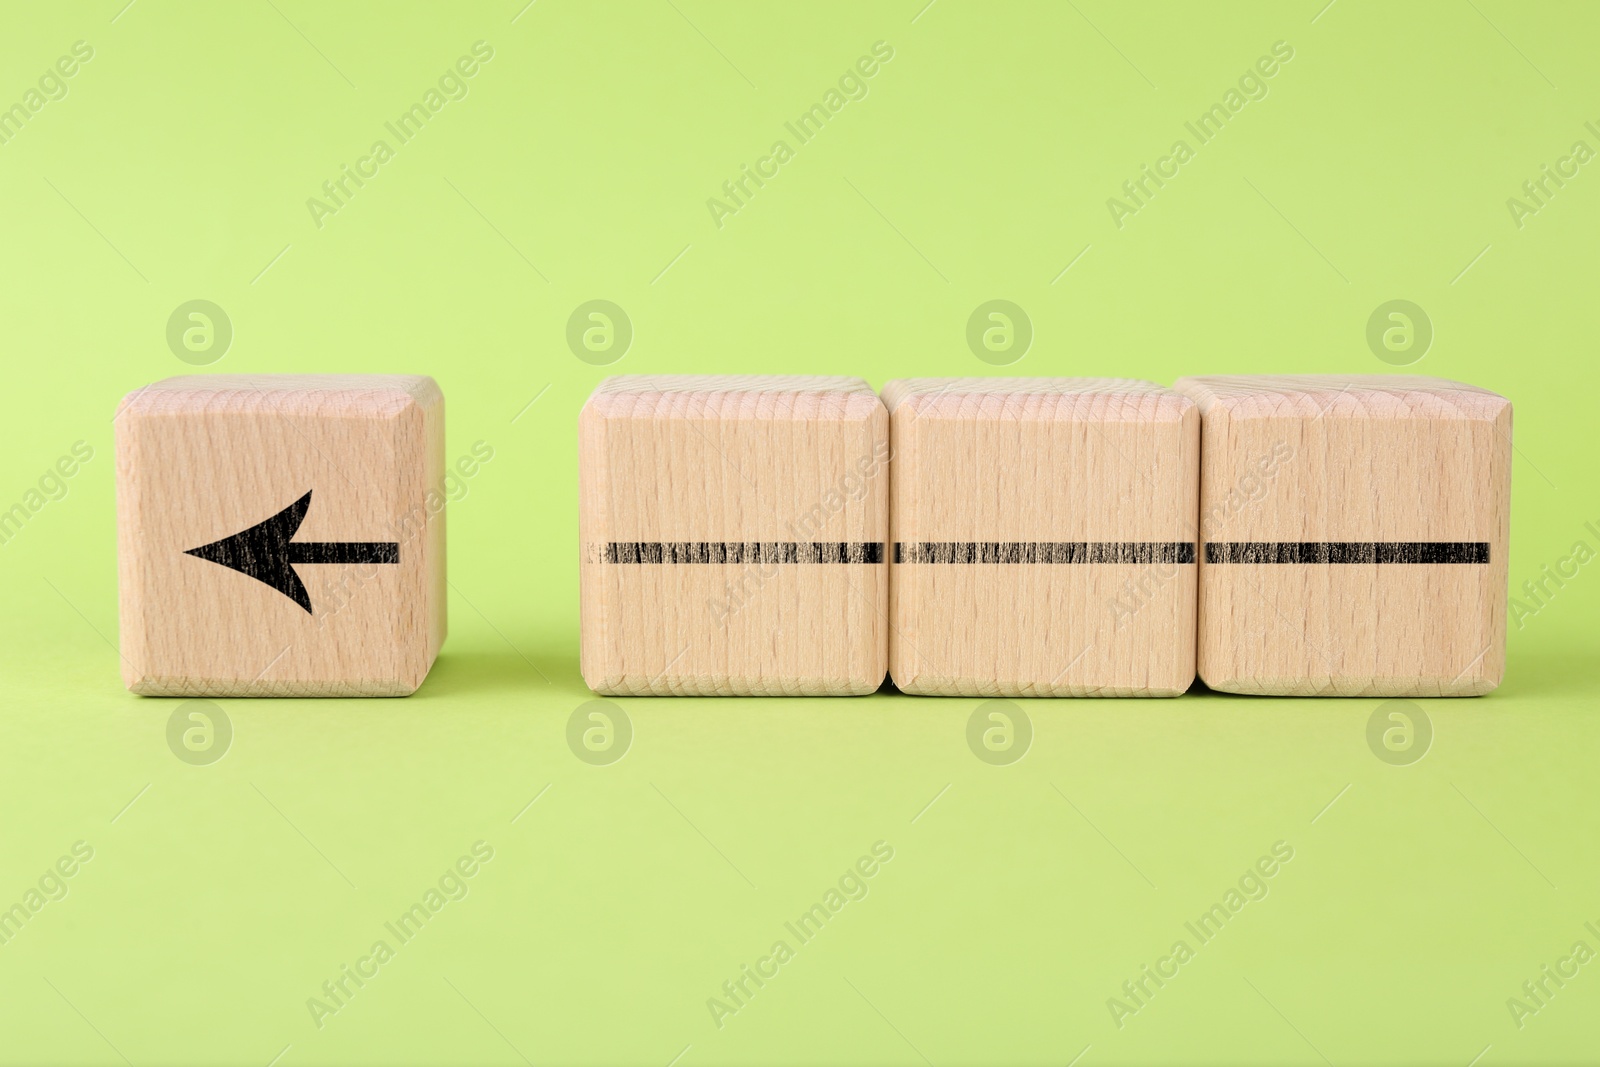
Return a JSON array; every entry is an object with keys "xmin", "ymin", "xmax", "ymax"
[{"xmin": 183, "ymin": 490, "xmax": 399, "ymax": 613}]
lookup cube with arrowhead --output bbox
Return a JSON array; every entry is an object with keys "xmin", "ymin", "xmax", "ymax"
[{"xmin": 116, "ymin": 375, "xmax": 446, "ymax": 696}]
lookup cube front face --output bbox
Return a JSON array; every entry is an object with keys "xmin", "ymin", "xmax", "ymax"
[
  {"xmin": 886, "ymin": 379, "xmax": 1198, "ymax": 697},
  {"xmin": 579, "ymin": 376, "xmax": 888, "ymax": 696},
  {"xmin": 116, "ymin": 375, "xmax": 445, "ymax": 697},
  {"xmin": 1177, "ymin": 375, "xmax": 1510, "ymax": 697}
]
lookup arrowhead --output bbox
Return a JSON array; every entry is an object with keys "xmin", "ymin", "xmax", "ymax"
[{"xmin": 185, "ymin": 491, "xmax": 315, "ymax": 613}]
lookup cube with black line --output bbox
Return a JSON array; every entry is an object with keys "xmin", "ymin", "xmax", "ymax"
[
  {"xmin": 885, "ymin": 378, "xmax": 1199, "ymax": 697},
  {"xmin": 1174, "ymin": 375, "xmax": 1511, "ymax": 696},
  {"xmin": 579, "ymin": 376, "xmax": 888, "ymax": 696}
]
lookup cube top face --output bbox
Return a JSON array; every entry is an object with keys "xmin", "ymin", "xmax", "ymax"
[
  {"xmin": 120, "ymin": 374, "xmax": 441, "ymax": 418},
  {"xmin": 886, "ymin": 377, "xmax": 1198, "ymax": 697},
  {"xmin": 1173, "ymin": 375, "xmax": 1511, "ymax": 696},
  {"xmin": 580, "ymin": 376, "xmax": 887, "ymax": 696},
  {"xmin": 117, "ymin": 374, "xmax": 446, "ymax": 697},
  {"xmin": 585, "ymin": 375, "xmax": 884, "ymax": 422},
  {"xmin": 1175, "ymin": 374, "xmax": 1509, "ymax": 422},
  {"xmin": 883, "ymin": 376, "xmax": 1191, "ymax": 416}
]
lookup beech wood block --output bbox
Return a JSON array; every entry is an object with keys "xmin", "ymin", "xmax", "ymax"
[
  {"xmin": 885, "ymin": 378, "xmax": 1198, "ymax": 697},
  {"xmin": 116, "ymin": 375, "xmax": 446, "ymax": 697},
  {"xmin": 1173, "ymin": 375, "xmax": 1510, "ymax": 697},
  {"xmin": 579, "ymin": 376, "xmax": 888, "ymax": 696}
]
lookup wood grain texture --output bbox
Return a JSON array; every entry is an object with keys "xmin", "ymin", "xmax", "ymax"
[
  {"xmin": 116, "ymin": 375, "xmax": 445, "ymax": 696},
  {"xmin": 885, "ymin": 378, "xmax": 1198, "ymax": 697},
  {"xmin": 1173, "ymin": 374, "xmax": 1510, "ymax": 696},
  {"xmin": 579, "ymin": 375, "xmax": 887, "ymax": 696}
]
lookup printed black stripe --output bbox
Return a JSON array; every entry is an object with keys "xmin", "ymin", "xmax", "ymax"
[
  {"xmin": 894, "ymin": 542, "xmax": 1195, "ymax": 564},
  {"xmin": 601, "ymin": 542, "xmax": 884, "ymax": 564},
  {"xmin": 1205, "ymin": 542, "xmax": 1490, "ymax": 564},
  {"xmin": 288, "ymin": 542, "xmax": 399, "ymax": 565}
]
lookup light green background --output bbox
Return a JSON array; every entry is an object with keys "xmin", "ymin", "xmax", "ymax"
[{"xmin": 2, "ymin": 2, "xmax": 1597, "ymax": 1064}]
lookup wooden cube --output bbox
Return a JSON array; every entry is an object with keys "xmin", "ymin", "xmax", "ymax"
[
  {"xmin": 1173, "ymin": 375, "xmax": 1510, "ymax": 696},
  {"xmin": 885, "ymin": 378, "xmax": 1198, "ymax": 697},
  {"xmin": 117, "ymin": 375, "xmax": 446, "ymax": 696},
  {"xmin": 579, "ymin": 376, "xmax": 888, "ymax": 695}
]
